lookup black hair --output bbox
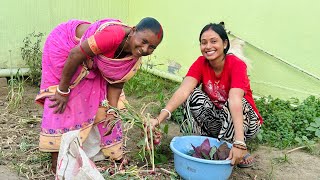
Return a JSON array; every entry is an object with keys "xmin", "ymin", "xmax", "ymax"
[
  {"xmin": 136, "ymin": 17, "xmax": 163, "ymax": 41},
  {"xmin": 199, "ymin": 23, "xmax": 230, "ymax": 54}
]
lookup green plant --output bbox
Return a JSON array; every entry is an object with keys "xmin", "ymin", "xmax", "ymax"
[
  {"xmin": 114, "ymin": 102, "xmax": 160, "ymax": 172},
  {"xmin": 255, "ymin": 96, "xmax": 320, "ymax": 148},
  {"xmin": 306, "ymin": 117, "xmax": 320, "ymax": 138},
  {"xmin": 7, "ymin": 69, "xmax": 26, "ymax": 110},
  {"xmin": 21, "ymin": 32, "xmax": 44, "ymax": 86},
  {"xmin": 124, "ymin": 69, "xmax": 179, "ymax": 99},
  {"xmin": 272, "ymin": 154, "xmax": 290, "ymax": 164},
  {"xmin": 294, "ymin": 136, "xmax": 316, "ymax": 152}
]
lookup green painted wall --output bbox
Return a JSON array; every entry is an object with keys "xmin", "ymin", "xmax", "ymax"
[
  {"xmin": 127, "ymin": 0, "xmax": 320, "ymax": 100},
  {"xmin": 0, "ymin": 0, "xmax": 129, "ymax": 69},
  {"xmin": 1, "ymin": 0, "xmax": 319, "ymax": 100}
]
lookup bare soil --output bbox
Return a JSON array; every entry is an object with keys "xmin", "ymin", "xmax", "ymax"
[{"xmin": 0, "ymin": 83, "xmax": 320, "ymax": 180}]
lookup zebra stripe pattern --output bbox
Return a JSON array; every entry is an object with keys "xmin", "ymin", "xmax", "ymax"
[{"xmin": 182, "ymin": 88, "xmax": 261, "ymax": 143}]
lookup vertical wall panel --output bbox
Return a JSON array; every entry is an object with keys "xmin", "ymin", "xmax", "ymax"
[
  {"xmin": 0, "ymin": 0, "xmax": 129, "ymax": 69},
  {"xmin": 127, "ymin": 0, "xmax": 320, "ymax": 100}
]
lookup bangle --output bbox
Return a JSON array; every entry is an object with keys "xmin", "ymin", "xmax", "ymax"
[
  {"xmin": 57, "ymin": 86, "xmax": 71, "ymax": 97},
  {"xmin": 233, "ymin": 144, "xmax": 247, "ymax": 150},
  {"xmin": 106, "ymin": 108, "xmax": 119, "ymax": 117},
  {"xmin": 161, "ymin": 109, "xmax": 171, "ymax": 119},
  {"xmin": 233, "ymin": 140, "xmax": 247, "ymax": 147}
]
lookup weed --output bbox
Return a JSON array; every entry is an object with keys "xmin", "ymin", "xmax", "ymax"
[
  {"xmin": 272, "ymin": 154, "xmax": 290, "ymax": 164},
  {"xmin": 7, "ymin": 69, "xmax": 27, "ymax": 111},
  {"xmin": 267, "ymin": 160, "xmax": 275, "ymax": 180},
  {"xmin": 255, "ymin": 96, "xmax": 320, "ymax": 148},
  {"xmin": 124, "ymin": 69, "xmax": 179, "ymax": 99},
  {"xmin": 20, "ymin": 32, "xmax": 44, "ymax": 86}
]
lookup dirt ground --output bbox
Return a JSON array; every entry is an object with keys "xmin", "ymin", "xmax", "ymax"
[{"xmin": 0, "ymin": 82, "xmax": 320, "ymax": 180}]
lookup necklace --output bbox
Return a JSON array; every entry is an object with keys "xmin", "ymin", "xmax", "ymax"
[{"xmin": 114, "ymin": 35, "xmax": 129, "ymax": 59}]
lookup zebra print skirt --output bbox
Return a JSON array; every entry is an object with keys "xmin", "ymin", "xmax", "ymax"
[{"xmin": 181, "ymin": 88, "xmax": 261, "ymax": 142}]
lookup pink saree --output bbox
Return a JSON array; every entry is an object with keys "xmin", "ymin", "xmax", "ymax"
[{"xmin": 36, "ymin": 19, "xmax": 140, "ymax": 160}]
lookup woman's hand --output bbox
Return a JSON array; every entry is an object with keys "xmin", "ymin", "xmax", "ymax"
[
  {"xmin": 145, "ymin": 118, "xmax": 162, "ymax": 146},
  {"xmin": 227, "ymin": 146, "xmax": 247, "ymax": 166},
  {"xmin": 149, "ymin": 118, "xmax": 159, "ymax": 130},
  {"xmin": 48, "ymin": 93, "xmax": 69, "ymax": 114},
  {"xmin": 103, "ymin": 109, "xmax": 119, "ymax": 136},
  {"xmin": 145, "ymin": 118, "xmax": 159, "ymax": 138},
  {"xmin": 103, "ymin": 113, "xmax": 117, "ymax": 127}
]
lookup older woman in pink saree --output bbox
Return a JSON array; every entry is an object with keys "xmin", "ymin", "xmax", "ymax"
[{"xmin": 35, "ymin": 17, "xmax": 163, "ymax": 173}]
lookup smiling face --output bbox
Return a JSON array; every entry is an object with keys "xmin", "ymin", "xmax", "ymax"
[
  {"xmin": 200, "ymin": 29, "xmax": 228, "ymax": 61},
  {"xmin": 128, "ymin": 29, "xmax": 162, "ymax": 58}
]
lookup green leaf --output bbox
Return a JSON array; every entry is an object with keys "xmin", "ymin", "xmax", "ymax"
[
  {"xmin": 315, "ymin": 117, "xmax": 320, "ymax": 126},
  {"xmin": 187, "ymin": 149, "xmax": 195, "ymax": 156},
  {"xmin": 294, "ymin": 137, "xmax": 302, "ymax": 144},
  {"xmin": 163, "ymin": 124, "xmax": 169, "ymax": 134},
  {"xmin": 306, "ymin": 127, "xmax": 317, "ymax": 132},
  {"xmin": 209, "ymin": 146, "xmax": 217, "ymax": 160},
  {"xmin": 201, "ymin": 151, "xmax": 210, "ymax": 160},
  {"xmin": 315, "ymin": 130, "xmax": 320, "ymax": 138},
  {"xmin": 302, "ymin": 136, "xmax": 309, "ymax": 141},
  {"xmin": 310, "ymin": 122, "xmax": 319, "ymax": 128},
  {"xmin": 257, "ymin": 132, "xmax": 263, "ymax": 141},
  {"xmin": 136, "ymin": 139, "xmax": 145, "ymax": 147}
]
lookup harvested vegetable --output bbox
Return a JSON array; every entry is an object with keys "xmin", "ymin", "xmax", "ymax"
[{"xmin": 188, "ymin": 138, "xmax": 230, "ymax": 160}]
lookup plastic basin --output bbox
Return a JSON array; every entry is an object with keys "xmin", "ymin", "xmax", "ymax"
[{"xmin": 170, "ymin": 136, "xmax": 233, "ymax": 180}]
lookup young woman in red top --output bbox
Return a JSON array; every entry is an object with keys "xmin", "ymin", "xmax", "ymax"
[{"xmin": 150, "ymin": 23, "xmax": 262, "ymax": 168}]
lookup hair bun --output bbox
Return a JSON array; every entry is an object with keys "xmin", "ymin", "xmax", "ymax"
[{"xmin": 219, "ymin": 21, "xmax": 225, "ymax": 29}]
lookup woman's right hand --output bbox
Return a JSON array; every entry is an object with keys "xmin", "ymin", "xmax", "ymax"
[
  {"xmin": 227, "ymin": 146, "xmax": 247, "ymax": 166},
  {"xmin": 145, "ymin": 118, "xmax": 162, "ymax": 146},
  {"xmin": 148, "ymin": 118, "xmax": 159, "ymax": 131},
  {"xmin": 48, "ymin": 93, "xmax": 69, "ymax": 114},
  {"xmin": 145, "ymin": 118, "xmax": 158, "ymax": 139}
]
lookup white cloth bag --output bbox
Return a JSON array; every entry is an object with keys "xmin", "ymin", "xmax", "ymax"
[{"xmin": 55, "ymin": 130, "xmax": 104, "ymax": 180}]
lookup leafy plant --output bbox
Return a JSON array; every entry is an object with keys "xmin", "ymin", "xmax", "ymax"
[
  {"xmin": 306, "ymin": 117, "xmax": 320, "ymax": 138},
  {"xmin": 20, "ymin": 32, "xmax": 44, "ymax": 86},
  {"xmin": 255, "ymin": 96, "xmax": 320, "ymax": 148},
  {"xmin": 124, "ymin": 69, "xmax": 179, "ymax": 110},
  {"xmin": 188, "ymin": 138, "xmax": 230, "ymax": 160}
]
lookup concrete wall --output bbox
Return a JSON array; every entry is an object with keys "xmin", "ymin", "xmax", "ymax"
[
  {"xmin": 128, "ymin": 0, "xmax": 320, "ymax": 100},
  {"xmin": 0, "ymin": 0, "xmax": 129, "ymax": 69},
  {"xmin": 1, "ymin": 0, "xmax": 319, "ymax": 99}
]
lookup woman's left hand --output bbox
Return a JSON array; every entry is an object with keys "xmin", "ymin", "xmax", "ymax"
[
  {"xmin": 227, "ymin": 146, "xmax": 247, "ymax": 166},
  {"xmin": 48, "ymin": 93, "xmax": 69, "ymax": 114}
]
